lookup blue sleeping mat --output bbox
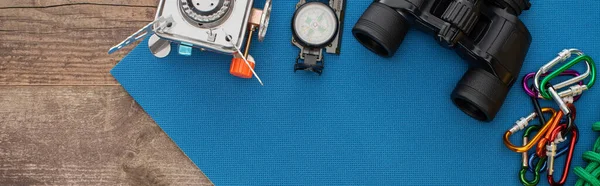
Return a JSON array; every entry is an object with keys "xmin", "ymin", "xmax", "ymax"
[{"xmin": 111, "ymin": 1, "xmax": 600, "ymax": 185}]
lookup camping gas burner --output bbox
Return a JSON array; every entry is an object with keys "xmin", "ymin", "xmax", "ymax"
[{"xmin": 109, "ymin": 0, "xmax": 272, "ymax": 85}]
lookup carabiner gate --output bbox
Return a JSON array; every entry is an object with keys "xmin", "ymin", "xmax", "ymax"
[
  {"xmin": 519, "ymin": 125, "xmax": 542, "ymax": 186},
  {"xmin": 528, "ymin": 143, "xmax": 570, "ymax": 173},
  {"xmin": 521, "ymin": 125, "xmax": 541, "ymax": 167}
]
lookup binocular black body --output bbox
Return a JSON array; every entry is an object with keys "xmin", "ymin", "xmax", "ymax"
[{"xmin": 352, "ymin": 0, "xmax": 532, "ymax": 121}]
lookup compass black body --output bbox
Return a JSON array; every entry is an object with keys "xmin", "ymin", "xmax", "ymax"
[{"xmin": 292, "ymin": 0, "xmax": 346, "ymax": 75}]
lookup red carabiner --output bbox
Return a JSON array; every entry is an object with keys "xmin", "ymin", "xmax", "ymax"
[
  {"xmin": 536, "ymin": 104, "xmax": 577, "ymax": 157},
  {"xmin": 547, "ymin": 124, "xmax": 578, "ymax": 186}
]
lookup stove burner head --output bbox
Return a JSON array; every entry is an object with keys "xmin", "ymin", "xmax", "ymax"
[{"xmin": 180, "ymin": 0, "xmax": 232, "ymax": 27}]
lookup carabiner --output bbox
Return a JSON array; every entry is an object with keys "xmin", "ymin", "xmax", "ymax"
[
  {"xmin": 521, "ymin": 125, "xmax": 541, "ymax": 167},
  {"xmin": 547, "ymin": 124, "xmax": 579, "ymax": 186},
  {"xmin": 528, "ymin": 143, "xmax": 569, "ymax": 173},
  {"xmin": 522, "ymin": 70, "xmax": 583, "ymax": 101},
  {"xmin": 503, "ymin": 108, "xmax": 557, "ymax": 153},
  {"xmin": 521, "ymin": 156, "xmax": 546, "ymax": 186},
  {"xmin": 533, "ymin": 49, "xmax": 595, "ymax": 99},
  {"xmin": 560, "ymin": 103, "xmax": 577, "ymax": 139},
  {"xmin": 536, "ymin": 104, "xmax": 576, "ymax": 157},
  {"xmin": 536, "ymin": 49, "xmax": 596, "ymax": 100},
  {"xmin": 519, "ymin": 125, "xmax": 542, "ymax": 186}
]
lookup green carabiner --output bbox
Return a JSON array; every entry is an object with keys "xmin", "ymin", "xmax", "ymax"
[
  {"xmin": 521, "ymin": 156, "xmax": 546, "ymax": 186},
  {"xmin": 519, "ymin": 125, "xmax": 543, "ymax": 186},
  {"xmin": 540, "ymin": 55, "xmax": 596, "ymax": 99}
]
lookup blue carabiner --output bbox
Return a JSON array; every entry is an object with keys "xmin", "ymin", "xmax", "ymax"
[{"xmin": 528, "ymin": 145, "xmax": 569, "ymax": 173}]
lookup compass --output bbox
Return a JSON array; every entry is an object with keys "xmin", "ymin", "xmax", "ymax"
[
  {"xmin": 291, "ymin": 0, "xmax": 345, "ymax": 75},
  {"xmin": 292, "ymin": 2, "xmax": 339, "ymax": 48}
]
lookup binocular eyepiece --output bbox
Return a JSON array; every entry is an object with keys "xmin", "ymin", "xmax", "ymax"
[{"xmin": 353, "ymin": 0, "xmax": 532, "ymax": 121}]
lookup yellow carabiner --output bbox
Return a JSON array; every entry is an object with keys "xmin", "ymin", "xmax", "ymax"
[{"xmin": 503, "ymin": 108, "xmax": 557, "ymax": 153}]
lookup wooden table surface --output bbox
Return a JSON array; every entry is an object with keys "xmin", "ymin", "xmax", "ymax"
[{"xmin": 0, "ymin": 1, "xmax": 212, "ymax": 185}]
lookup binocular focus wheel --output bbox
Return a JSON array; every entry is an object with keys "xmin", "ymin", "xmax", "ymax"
[
  {"xmin": 352, "ymin": 2, "xmax": 410, "ymax": 57},
  {"xmin": 486, "ymin": 0, "xmax": 531, "ymax": 16},
  {"xmin": 451, "ymin": 68, "xmax": 509, "ymax": 122}
]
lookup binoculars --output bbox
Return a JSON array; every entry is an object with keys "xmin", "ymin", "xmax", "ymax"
[{"xmin": 352, "ymin": 0, "xmax": 532, "ymax": 121}]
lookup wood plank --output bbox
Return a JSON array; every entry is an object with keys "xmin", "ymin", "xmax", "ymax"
[
  {"xmin": 0, "ymin": 1, "xmax": 213, "ymax": 185},
  {"xmin": 0, "ymin": 86, "xmax": 211, "ymax": 185},
  {"xmin": 0, "ymin": 0, "xmax": 157, "ymax": 85},
  {"xmin": 0, "ymin": 0, "xmax": 156, "ymax": 7}
]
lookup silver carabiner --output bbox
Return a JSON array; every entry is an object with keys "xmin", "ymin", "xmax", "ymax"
[{"xmin": 533, "ymin": 49, "xmax": 592, "ymax": 100}]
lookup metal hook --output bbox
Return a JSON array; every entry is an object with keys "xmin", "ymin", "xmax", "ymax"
[
  {"xmin": 503, "ymin": 108, "xmax": 557, "ymax": 153},
  {"xmin": 547, "ymin": 124, "xmax": 579, "ymax": 186}
]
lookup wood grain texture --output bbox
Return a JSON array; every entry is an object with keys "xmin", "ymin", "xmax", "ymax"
[
  {"xmin": 0, "ymin": 0, "xmax": 156, "ymax": 85},
  {"xmin": 0, "ymin": 86, "xmax": 212, "ymax": 186},
  {"xmin": 0, "ymin": 1, "xmax": 212, "ymax": 185}
]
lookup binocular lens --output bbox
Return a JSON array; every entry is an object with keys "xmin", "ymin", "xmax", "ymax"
[
  {"xmin": 352, "ymin": 2, "xmax": 410, "ymax": 57},
  {"xmin": 451, "ymin": 68, "xmax": 510, "ymax": 121}
]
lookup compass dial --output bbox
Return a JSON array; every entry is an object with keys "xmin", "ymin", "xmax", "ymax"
[{"xmin": 292, "ymin": 2, "xmax": 338, "ymax": 47}]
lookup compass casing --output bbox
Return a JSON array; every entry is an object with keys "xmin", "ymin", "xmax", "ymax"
[{"xmin": 292, "ymin": 2, "xmax": 339, "ymax": 48}]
